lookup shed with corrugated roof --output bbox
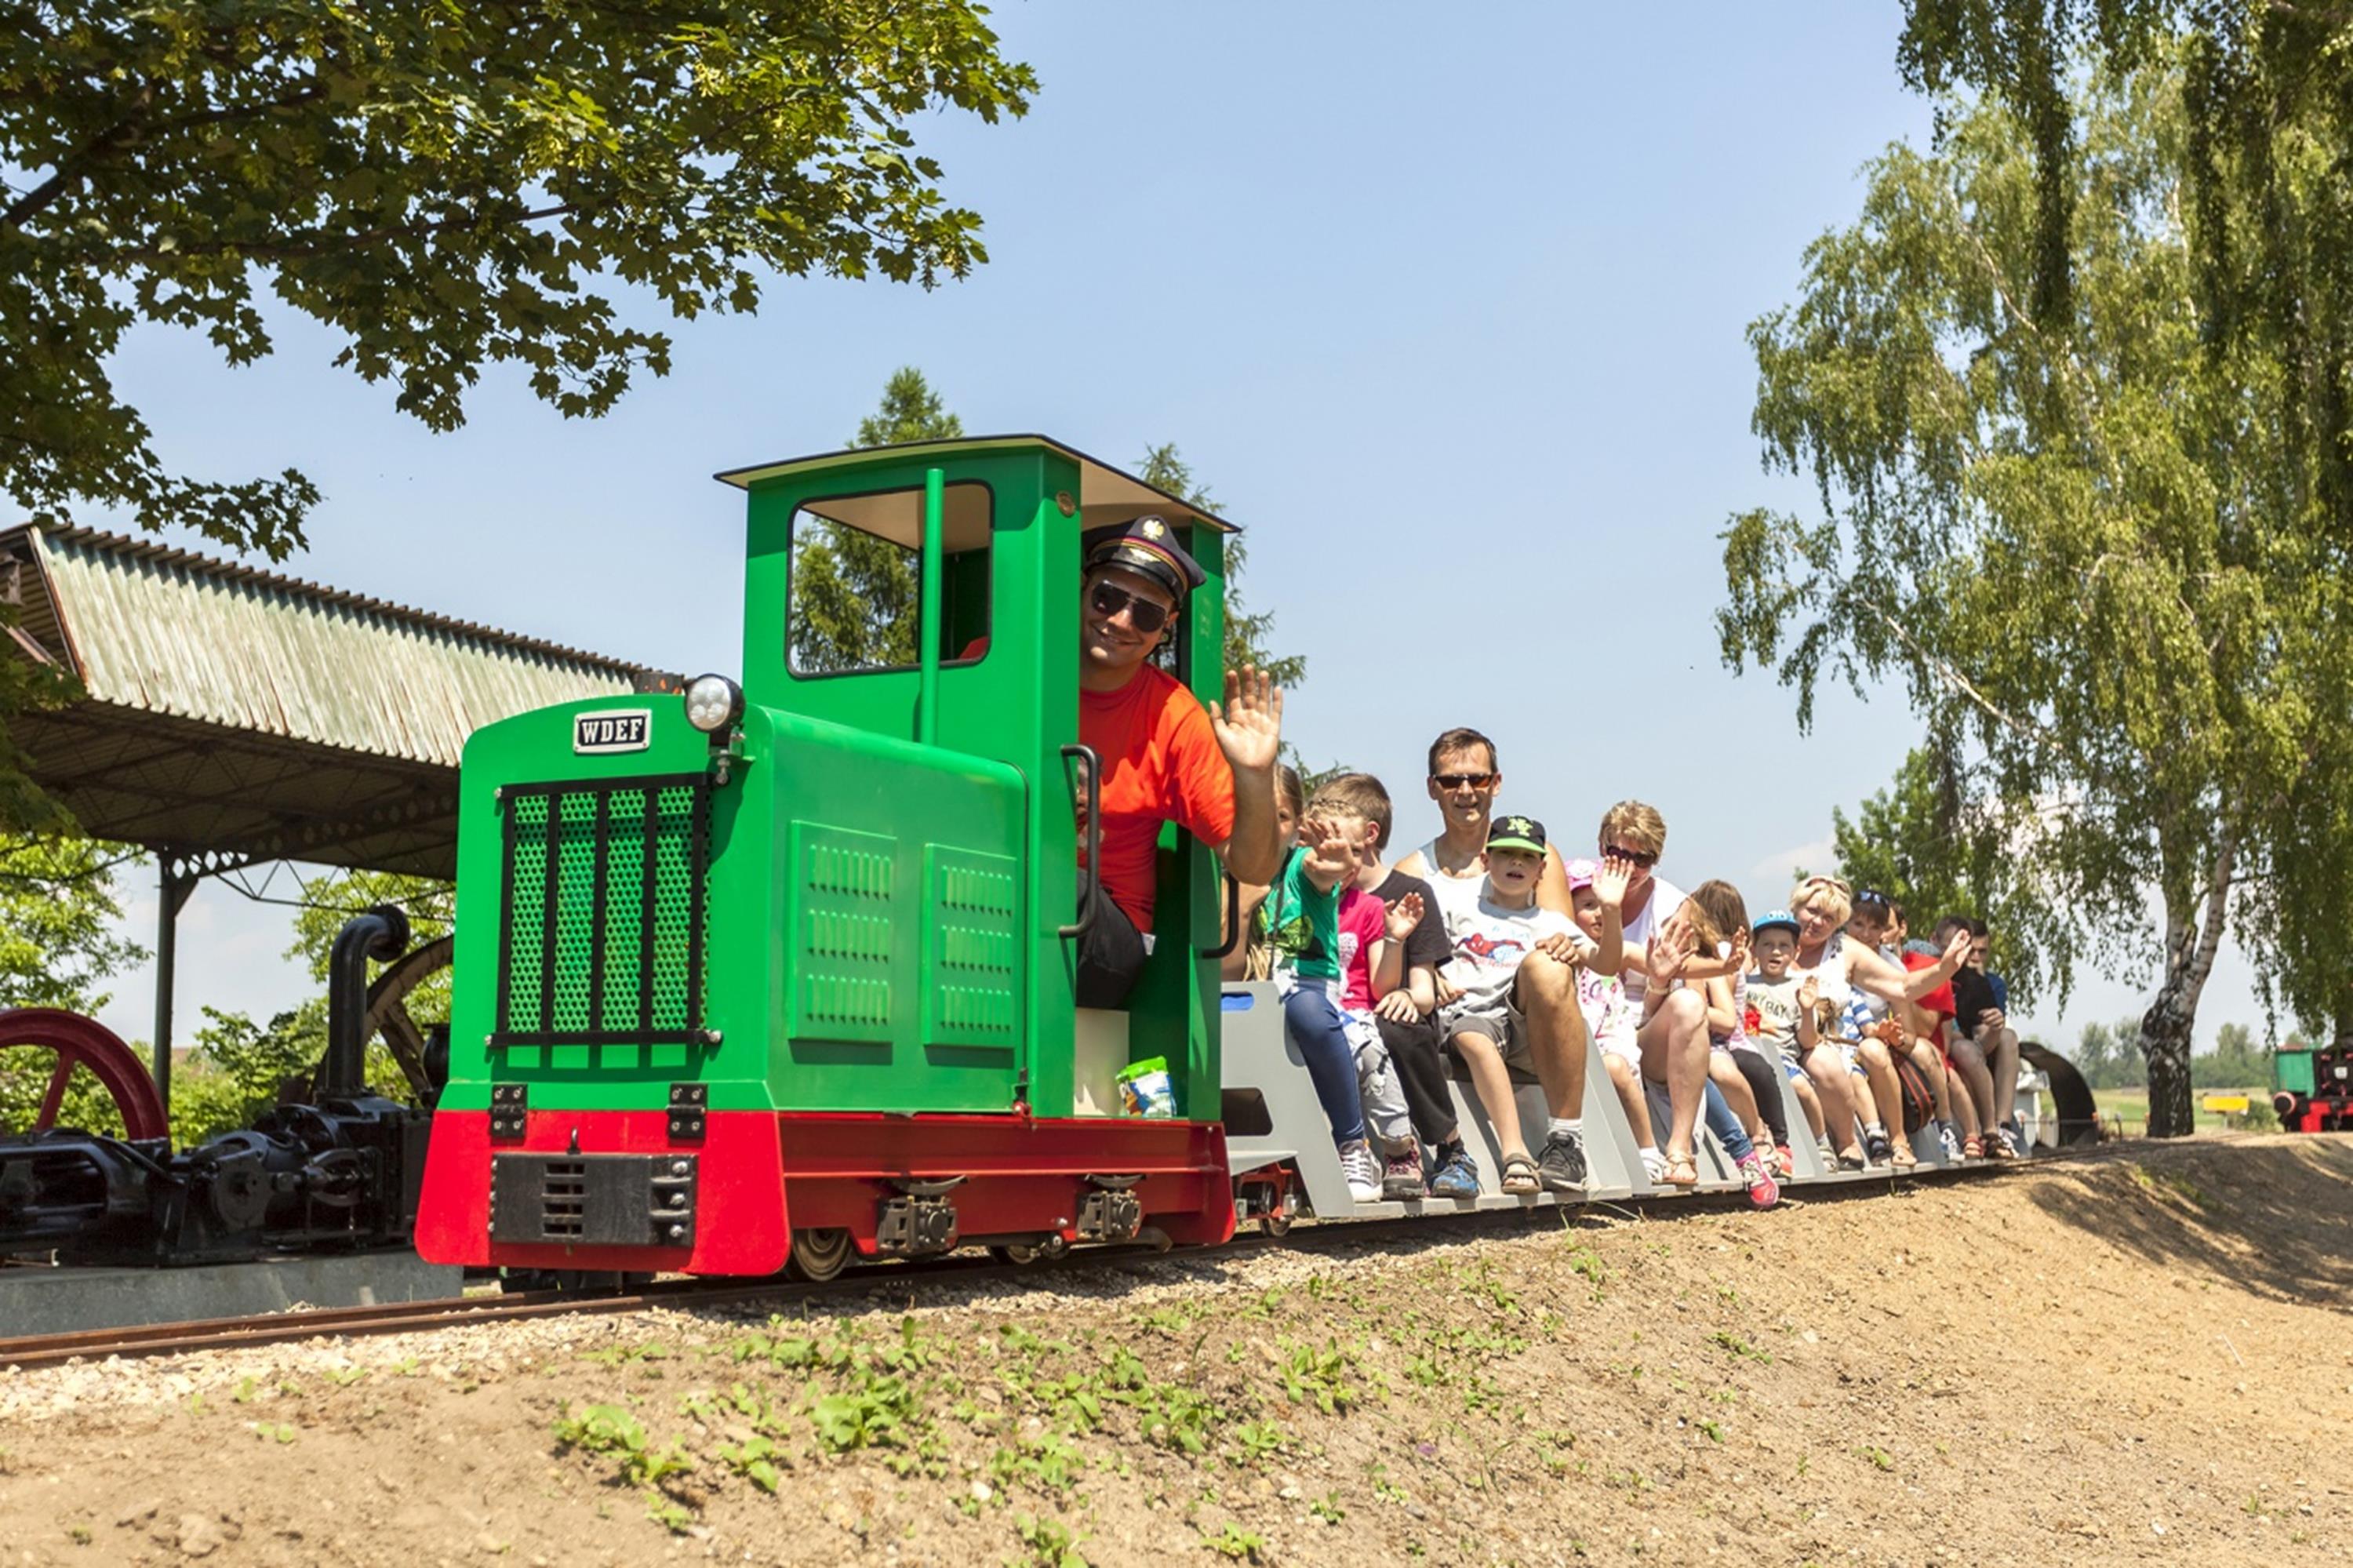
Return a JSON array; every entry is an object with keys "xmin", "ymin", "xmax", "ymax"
[{"xmin": 0, "ymin": 523, "xmax": 660, "ymax": 880}]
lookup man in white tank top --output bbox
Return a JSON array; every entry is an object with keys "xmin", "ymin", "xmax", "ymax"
[
  {"xmin": 1395, "ymin": 726, "xmax": 1578, "ymax": 940},
  {"xmin": 1394, "ymin": 727, "xmax": 1593, "ymax": 1191}
]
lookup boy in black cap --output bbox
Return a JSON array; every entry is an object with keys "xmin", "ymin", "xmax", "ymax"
[
  {"xmin": 1431, "ymin": 815, "xmax": 1615, "ymax": 1194},
  {"xmin": 1076, "ymin": 515, "xmax": 1286, "ymax": 1007}
]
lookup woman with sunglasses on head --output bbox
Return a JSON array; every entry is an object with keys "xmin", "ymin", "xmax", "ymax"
[
  {"xmin": 1785, "ymin": 875, "xmax": 1972, "ymax": 1166},
  {"xmin": 1077, "ymin": 518, "xmax": 1288, "ymax": 1009}
]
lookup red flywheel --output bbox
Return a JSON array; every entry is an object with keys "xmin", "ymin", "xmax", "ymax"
[{"xmin": 0, "ymin": 1007, "xmax": 169, "ymax": 1142}]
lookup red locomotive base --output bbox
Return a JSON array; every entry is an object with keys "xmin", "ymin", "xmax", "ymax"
[
  {"xmin": 2292, "ymin": 1098, "xmax": 2353, "ymax": 1134},
  {"xmin": 415, "ymin": 1110, "xmax": 1236, "ymax": 1275}
]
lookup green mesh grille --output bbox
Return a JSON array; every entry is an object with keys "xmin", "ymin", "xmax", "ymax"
[{"xmin": 496, "ymin": 774, "xmax": 709, "ymax": 1043}]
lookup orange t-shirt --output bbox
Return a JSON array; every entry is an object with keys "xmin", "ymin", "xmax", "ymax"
[{"xmin": 1078, "ymin": 664, "xmax": 1235, "ymax": 933}]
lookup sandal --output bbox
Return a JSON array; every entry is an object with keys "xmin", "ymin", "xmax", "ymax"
[
  {"xmin": 1663, "ymin": 1153, "xmax": 1700, "ymax": 1188},
  {"xmin": 1962, "ymin": 1133, "xmax": 1985, "ymax": 1159},
  {"xmin": 1500, "ymin": 1152, "xmax": 1540, "ymax": 1195},
  {"xmin": 1890, "ymin": 1144, "xmax": 1918, "ymax": 1170}
]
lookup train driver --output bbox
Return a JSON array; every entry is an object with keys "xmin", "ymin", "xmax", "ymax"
[{"xmin": 1075, "ymin": 517, "xmax": 1286, "ymax": 1008}]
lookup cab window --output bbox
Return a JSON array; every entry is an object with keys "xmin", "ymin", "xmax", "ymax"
[{"xmin": 787, "ymin": 483, "xmax": 991, "ymax": 676}]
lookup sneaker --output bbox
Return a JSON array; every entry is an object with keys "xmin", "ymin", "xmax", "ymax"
[
  {"xmin": 1937, "ymin": 1121, "xmax": 1962, "ymax": 1162},
  {"xmin": 1639, "ymin": 1147, "xmax": 1668, "ymax": 1184},
  {"xmin": 1536, "ymin": 1130, "xmax": 1587, "ymax": 1194},
  {"xmin": 1428, "ymin": 1146, "xmax": 1481, "ymax": 1199},
  {"xmin": 2002, "ymin": 1119, "xmax": 2026, "ymax": 1155},
  {"xmin": 1338, "ymin": 1139, "xmax": 1382, "ymax": 1202},
  {"xmin": 1380, "ymin": 1147, "xmax": 1425, "ymax": 1199},
  {"xmin": 1817, "ymin": 1137, "xmax": 1838, "ymax": 1167},
  {"xmin": 1864, "ymin": 1126, "xmax": 1893, "ymax": 1163},
  {"xmin": 1737, "ymin": 1152, "xmax": 1780, "ymax": 1210}
]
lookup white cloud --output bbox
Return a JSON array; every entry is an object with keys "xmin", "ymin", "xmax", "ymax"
[{"xmin": 1749, "ymin": 836, "xmax": 1837, "ymax": 886}]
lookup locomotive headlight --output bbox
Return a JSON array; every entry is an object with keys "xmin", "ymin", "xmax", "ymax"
[{"xmin": 682, "ymin": 673, "xmax": 744, "ymax": 734}]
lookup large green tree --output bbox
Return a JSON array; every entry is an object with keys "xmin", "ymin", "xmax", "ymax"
[
  {"xmin": 1897, "ymin": 2, "xmax": 2353, "ymax": 1048},
  {"xmin": 789, "ymin": 367, "xmax": 964, "ymax": 673},
  {"xmin": 2, "ymin": 4, "xmax": 1035, "ymax": 558},
  {"xmin": 1718, "ymin": 67, "xmax": 2337, "ymax": 1135}
]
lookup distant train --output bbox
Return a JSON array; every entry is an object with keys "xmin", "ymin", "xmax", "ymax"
[{"xmin": 2273, "ymin": 1039, "xmax": 2353, "ymax": 1131}]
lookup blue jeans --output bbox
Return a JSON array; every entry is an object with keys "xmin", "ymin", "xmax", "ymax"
[
  {"xmin": 1700, "ymin": 1080, "xmax": 1756, "ymax": 1164},
  {"xmin": 1282, "ymin": 985, "xmax": 1367, "ymax": 1148}
]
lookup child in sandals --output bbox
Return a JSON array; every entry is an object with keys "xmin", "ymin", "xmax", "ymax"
[{"xmin": 1434, "ymin": 817, "xmax": 1605, "ymax": 1195}]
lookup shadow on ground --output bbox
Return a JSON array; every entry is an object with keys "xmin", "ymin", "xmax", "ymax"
[{"xmin": 2024, "ymin": 1134, "xmax": 2353, "ymax": 1312}]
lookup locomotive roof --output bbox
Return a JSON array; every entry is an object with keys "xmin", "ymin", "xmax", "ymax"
[
  {"xmin": 0, "ymin": 522, "xmax": 663, "ymax": 878},
  {"xmin": 713, "ymin": 435, "xmax": 1239, "ymax": 535}
]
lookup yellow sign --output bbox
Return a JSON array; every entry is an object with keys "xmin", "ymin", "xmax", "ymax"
[{"xmin": 2202, "ymin": 1094, "xmax": 2250, "ymax": 1114}]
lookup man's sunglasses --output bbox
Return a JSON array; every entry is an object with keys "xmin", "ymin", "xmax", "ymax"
[
  {"xmin": 1089, "ymin": 580, "xmax": 1172, "ymax": 635},
  {"xmin": 1605, "ymin": 844, "xmax": 1660, "ymax": 868},
  {"xmin": 1432, "ymin": 773, "xmax": 1497, "ymax": 790}
]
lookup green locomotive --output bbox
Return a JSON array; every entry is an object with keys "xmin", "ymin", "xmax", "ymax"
[{"xmin": 416, "ymin": 437, "xmax": 1244, "ymax": 1278}]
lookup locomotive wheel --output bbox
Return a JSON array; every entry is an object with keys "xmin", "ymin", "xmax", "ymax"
[
  {"xmin": 787, "ymin": 1228, "xmax": 854, "ymax": 1282},
  {"xmin": 0, "ymin": 1008, "xmax": 170, "ymax": 1141},
  {"xmin": 1257, "ymin": 1213, "xmax": 1293, "ymax": 1239},
  {"xmin": 990, "ymin": 1236, "xmax": 1069, "ymax": 1268}
]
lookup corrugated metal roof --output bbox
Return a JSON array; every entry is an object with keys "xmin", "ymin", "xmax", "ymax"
[
  {"xmin": 16, "ymin": 525, "xmax": 646, "ymax": 766},
  {"xmin": 0, "ymin": 523, "xmax": 666, "ymax": 876}
]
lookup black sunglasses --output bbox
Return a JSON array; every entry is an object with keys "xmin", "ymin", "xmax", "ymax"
[
  {"xmin": 1089, "ymin": 580, "xmax": 1171, "ymax": 635},
  {"xmin": 1605, "ymin": 844, "xmax": 1660, "ymax": 868},
  {"xmin": 1432, "ymin": 772, "xmax": 1497, "ymax": 790}
]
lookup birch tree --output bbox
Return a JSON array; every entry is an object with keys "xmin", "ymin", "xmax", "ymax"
[{"xmin": 1719, "ymin": 67, "xmax": 2336, "ymax": 1135}]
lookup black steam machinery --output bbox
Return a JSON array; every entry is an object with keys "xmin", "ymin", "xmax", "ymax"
[{"xmin": 0, "ymin": 909, "xmax": 438, "ymax": 1264}]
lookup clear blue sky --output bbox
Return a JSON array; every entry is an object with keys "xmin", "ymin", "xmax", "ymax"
[{"xmin": 82, "ymin": 2, "xmax": 2265, "ymax": 1053}]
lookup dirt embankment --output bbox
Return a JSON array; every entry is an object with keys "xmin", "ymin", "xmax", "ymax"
[{"xmin": 4, "ymin": 1136, "xmax": 2351, "ymax": 1568}]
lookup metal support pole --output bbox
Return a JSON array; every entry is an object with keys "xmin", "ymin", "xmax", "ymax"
[
  {"xmin": 151, "ymin": 854, "xmax": 195, "ymax": 1119},
  {"xmin": 917, "ymin": 466, "xmax": 944, "ymax": 747}
]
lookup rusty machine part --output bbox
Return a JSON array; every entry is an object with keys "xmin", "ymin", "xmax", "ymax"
[
  {"xmin": 358, "ymin": 933, "xmax": 453, "ymax": 1104},
  {"xmin": 0, "ymin": 908, "xmax": 433, "ymax": 1264}
]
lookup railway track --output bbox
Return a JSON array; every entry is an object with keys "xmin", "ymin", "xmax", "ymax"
[{"xmin": 0, "ymin": 1157, "xmax": 2022, "ymax": 1373}]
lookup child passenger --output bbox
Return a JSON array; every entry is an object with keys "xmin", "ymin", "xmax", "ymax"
[
  {"xmin": 1436, "ymin": 816, "xmax": 1611, "ymax": 1196},
  {"xmin": 1313, "ymin": 773, "xmax": 1482, "ymax": 1201},
  {"xmin": 1747, "ymin": 908, "xmax": 1867, "ymax": 1169},
  {"xmin": 1561, "ymin": 855, "xmax": 1659, "ymax": 1181},
  {"xmin": 1682, "ymin": 882, "xmax": 1797, "ymax": 1177},
  {"xmin": 1241, "ymin": 767, "xmax": 1387, "ymax": 1202}
]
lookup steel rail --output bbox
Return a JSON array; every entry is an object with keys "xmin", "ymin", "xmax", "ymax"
[{"xmin": 0, "ymin": 1156, "xmax": 2031, "ymax": 1373}]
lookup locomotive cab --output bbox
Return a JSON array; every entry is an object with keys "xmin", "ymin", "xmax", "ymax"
[{"xmin": 417, "ymin": 437, "xmax": 1240, "ymax": 1278}]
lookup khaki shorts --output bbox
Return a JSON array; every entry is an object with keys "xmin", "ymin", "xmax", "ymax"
[{"xmin": 1442, "ymin": 998, "xmax": 1534, "ymax": 1074}]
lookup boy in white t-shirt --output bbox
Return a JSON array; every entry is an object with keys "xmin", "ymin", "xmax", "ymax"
[{"xmin": 1436, "ymin": 816, "xmax": 1614, "ymax": 1195}]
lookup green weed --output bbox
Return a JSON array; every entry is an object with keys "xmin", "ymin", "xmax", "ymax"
[
  {"xmin": 1013, "ymin": 1513, "xmax": 1089, "ymax": 1568},
  {"xmin": 1278, "ymin": 1340, "xmax": 1360, "ymax": 1414},
  {"xmin": 1202, "ymin": 1523, "xmax": 1267, "ymax": 1561},
  {"xmin": 551, "ymin": 1403, "xmax": 693, "ymax": 1488},
  {"xmin": 715, "ymin": 1433, "xmax": 784, "ymax": 1493}
]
